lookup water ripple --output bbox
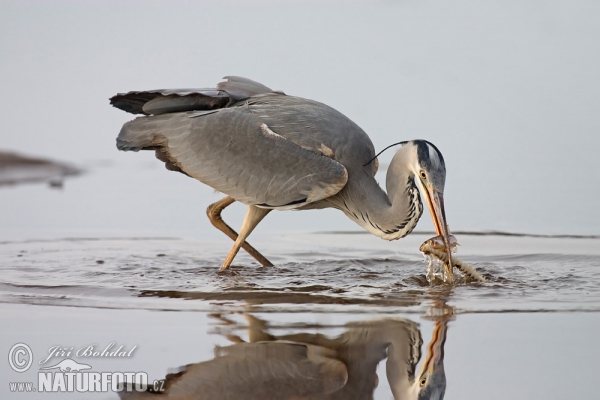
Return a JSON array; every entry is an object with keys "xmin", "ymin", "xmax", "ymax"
[{"xmin": 0, "ymin": 235, "xmax": 599, "ymax": 313}]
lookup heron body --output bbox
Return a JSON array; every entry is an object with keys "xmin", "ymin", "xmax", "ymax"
[{"xmin": 112, "ymin": 77, "xmax": 453, "ymax": 274}]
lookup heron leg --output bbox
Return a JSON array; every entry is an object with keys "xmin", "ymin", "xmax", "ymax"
[
  {"xmin": 220, "ymin": 205, "xmax": 271, "ymax": 271},
  {"xmin": 207, "ymin": 197, "xmax": 273, "ymax": 267}
]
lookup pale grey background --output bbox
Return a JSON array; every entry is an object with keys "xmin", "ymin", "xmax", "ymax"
[{"xmin": 1, "ymin": 0, "xmax": 599, "ymax": 239}]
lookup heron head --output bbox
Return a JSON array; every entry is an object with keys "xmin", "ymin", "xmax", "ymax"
[
  {"xmin": 411, "ymin": 140, "xmax": 446, "ymax": 193},
  {"xmin": 406, "ymin": 140, "xmax": 454, "ymax": 279}
]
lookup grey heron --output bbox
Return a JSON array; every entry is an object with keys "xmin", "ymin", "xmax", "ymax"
[
  {"xmin": 118, "ymin": 314, "xmax": 448, "ymax": 399},
  {"xmin": 111, "ymin": 76, "xmax": 453, "ymax": 278}
]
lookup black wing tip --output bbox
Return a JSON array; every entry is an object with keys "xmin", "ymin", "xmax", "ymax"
[{"xmin": 110, "ymin": 98, "xmax": 138, "ymax": 114}]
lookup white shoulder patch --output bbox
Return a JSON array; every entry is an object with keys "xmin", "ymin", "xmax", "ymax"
[
  {"xmin": 317, "ymin": 143, "xmax": 335, "ymax": 159},
  {"xmin": 260, "ymin": 123, "xmax": 284, "ymax": 139}
]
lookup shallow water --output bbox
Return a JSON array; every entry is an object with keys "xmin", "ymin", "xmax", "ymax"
[
  {"xmin": 1, "ymin": 232, "xmax": 599, "ymax": 314},
  {"xmin": 2, "ymin": 233, "xmax": 600, "ymax": 399}
]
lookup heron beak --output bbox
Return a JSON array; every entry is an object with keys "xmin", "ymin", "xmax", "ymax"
[{"xmin": 423, "ymin": 186, "xmax": 454, "ymax": 281}]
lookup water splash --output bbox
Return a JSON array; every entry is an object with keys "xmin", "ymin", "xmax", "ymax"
[
  {"xmin": 420, "ymin": 237, "xmax": 486, "ymax": 284},
  {"xmin": 424, "ymin": 253, "xmax": 453, "ymax": 284}
]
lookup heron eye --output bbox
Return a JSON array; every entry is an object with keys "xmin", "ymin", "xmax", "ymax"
[
  {"xmin": 419, "ymin": 171, "xmax": 427, "ymax": 179},
  {"xmin": 420, "ymin": 377, "xmax": 427, "ymax": 387}
]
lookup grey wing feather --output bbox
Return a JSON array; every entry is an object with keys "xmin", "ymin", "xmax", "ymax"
[
  {"xmin": 217, "ymin": 76, "xmax": 276, "ymax": 101},
  {"xmin": 245, "ymin": 94, "xmax": 376, "ymax": 173},
  {"xmin": 117, "ymin": 107, "xmax": 348, "ymax": 209},
  {"xmin": 110, "ymin": 76, "xmax": 275, "ymax": 116}
]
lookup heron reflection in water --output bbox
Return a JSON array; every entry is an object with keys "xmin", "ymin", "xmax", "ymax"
[
  {"xmin": 112, "ymin": 76, "xmax": 454, "ymax": 278},
  {"xmin": 119, "ymin": 311, "xmax": 451, "ymax": 399}
]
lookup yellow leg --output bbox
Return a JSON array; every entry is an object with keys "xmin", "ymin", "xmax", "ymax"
[
  {"xmin": 207, "ymin": 197, "xmax": 273, "ymax": 267},
  {"xmin": 220, "ymin": 205, "xmax": 271, "ymax": 270}
]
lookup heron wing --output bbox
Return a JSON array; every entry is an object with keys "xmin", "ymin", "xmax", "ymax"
[
  {"xmin": 111, "ymin": 76, "xmax": 377, "ymax": 174},
  {"xmin": 117, "ymin": 107, "xmax": 348, "ymax": 209},
  {"xmin": 110, "ymin": 76, "xmax": 274, "ymax": 115}
]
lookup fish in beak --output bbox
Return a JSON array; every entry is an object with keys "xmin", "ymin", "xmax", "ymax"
[{"xmin": 422, "ymin": 186, "xmax": 455, "ymax": 282}]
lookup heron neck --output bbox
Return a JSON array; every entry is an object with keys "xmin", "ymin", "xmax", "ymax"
[{"xmin": 331, "ymin": 166, "xmax": 423, "ymax": 241}]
